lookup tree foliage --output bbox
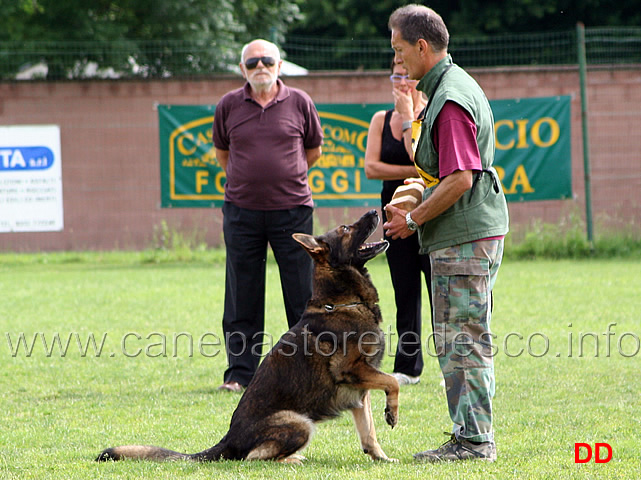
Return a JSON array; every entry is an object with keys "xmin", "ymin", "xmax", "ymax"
[
  {"xmin": 445, "ymin": 0, "xmax": 641, "ymax": 35},
  {"xmin": 0, "ymin": 0, "xmax": 302, "ymax": 78},
  {"xmin": 289, "ymin": 0, "xmax": 641, "ymax": 38},
  {"xmin": 2, "ymin": 0, "xmax": 639, "ymax": 78}
]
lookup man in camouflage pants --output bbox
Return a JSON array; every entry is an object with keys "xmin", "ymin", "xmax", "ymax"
[
  {"xmin": 385, "ymin": 5, "xmax": 509, "ymax": 462},
  {"xmin": 431, "ymin": 241, "xmax": 504, "ymax": 449}
]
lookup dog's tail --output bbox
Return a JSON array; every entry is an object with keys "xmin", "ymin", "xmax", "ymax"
[{"xmin": 96, "ymin": 441, "xmax": 230, "ymax": 462}]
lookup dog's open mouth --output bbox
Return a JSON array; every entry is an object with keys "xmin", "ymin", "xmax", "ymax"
[{"xmin": 358, "ymin": 240, "xmax": 389, "ymax": 260}]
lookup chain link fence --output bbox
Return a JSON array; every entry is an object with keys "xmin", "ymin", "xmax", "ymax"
[{"xmin": 1, "ymin": 27, "xmax": 640, "ymax": 80}]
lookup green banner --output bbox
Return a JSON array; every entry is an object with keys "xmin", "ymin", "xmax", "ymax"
[
  {"xmin": 159, "ymin": 105, "xmax": 218, "ymax": 207},
  {"xmin": 312, "ymin": 104, "xmax": 388, "ymax": 207},
  {"xmin": 159, "ymin": 96, "xmax": 571, "ymax": 208},
  {"xmin": 492, "ymin": 95, "xmax": 572, "ymax": 202}
]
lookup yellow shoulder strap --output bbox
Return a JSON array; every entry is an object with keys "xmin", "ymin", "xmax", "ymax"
[
  {"xmin": 413, "ymin": 164, "xmax": 440, "ymax": 188},
  {"xmin": 410, "ymin": 119, "xmax": 440, "ymax": 188}
]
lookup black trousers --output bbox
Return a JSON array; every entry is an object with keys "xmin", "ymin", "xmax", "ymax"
[
  {"xmin": 221, "ymin": 202, "xmax": 313, "ymax": 387},
  {"xmin": 384, "ymin": 224, "xmax": 432, "ymax": 378}
]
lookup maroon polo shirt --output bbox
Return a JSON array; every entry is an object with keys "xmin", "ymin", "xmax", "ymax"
[
  {"xmin": 213, "ymin": 79, "xmax": 323, "ymax": 210},
  {"xmin": 432, "ymin": 100, "xmax": 482, "ymax": 177}
]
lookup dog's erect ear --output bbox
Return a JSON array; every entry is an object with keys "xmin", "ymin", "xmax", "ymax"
[{"xmin": 292, "ymin": 233, "xmax": 325, "ymax": 255}]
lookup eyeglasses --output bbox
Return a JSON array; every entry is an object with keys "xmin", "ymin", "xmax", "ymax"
[
  {"xmin": 244, "ymin": 56, "xmax": 277, "ymax": 70},
  {"xmin": 390, "ymin": 74, "xmax": 416, "ymax": 83}
]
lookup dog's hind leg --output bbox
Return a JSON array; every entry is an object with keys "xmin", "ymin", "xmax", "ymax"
[
  {"xmin": 279, "ymin": 454, "xmax": 307, "ymax": 465},
  {"xmin": 245, "ymin": 411, "xmax": 314, "ymax": 462},
  {"xmin": 351, "ymin": 391, "xmax": 397, "ymax": 462}
]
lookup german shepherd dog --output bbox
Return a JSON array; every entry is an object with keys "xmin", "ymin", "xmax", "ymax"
[{"xmin": 97, "ymin": 210, "xmax": 399, "ymax": 464}]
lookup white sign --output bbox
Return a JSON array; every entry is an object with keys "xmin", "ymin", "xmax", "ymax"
[{"xmin": 0, "ymin": 125, "xmax": 63, "ymax": 232}]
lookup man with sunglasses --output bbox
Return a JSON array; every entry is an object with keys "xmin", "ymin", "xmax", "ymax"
[{"xmin": 213, "ymin": 39, "xmax": 323, "ymax": 393}]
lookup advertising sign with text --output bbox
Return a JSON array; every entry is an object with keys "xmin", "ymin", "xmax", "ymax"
[
  {"xmin": 159, "ymin": 96, "xmax": 571, "ymax": 208},
  {"xmin": 0, "ymin": 125, "xmax": 63, "ymax": 232}
]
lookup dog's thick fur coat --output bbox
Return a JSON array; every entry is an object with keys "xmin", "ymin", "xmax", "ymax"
[{"xmin": 97, "ymin": 210, "xmax": 399, "ymax": 463}]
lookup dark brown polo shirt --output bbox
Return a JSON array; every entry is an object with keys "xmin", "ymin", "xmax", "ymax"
[{"xmin": 213, "ymin": 79, "xmax": 323, "ymax": 210}]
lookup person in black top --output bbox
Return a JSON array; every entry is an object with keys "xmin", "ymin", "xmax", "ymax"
[{"xmin": 364, "ymin": 62, "xmax": 431, "ymax": 386}]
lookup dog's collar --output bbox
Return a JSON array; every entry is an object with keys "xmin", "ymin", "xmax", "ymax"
[{"xmin": 323, "ymin": 302, "xmax": 366, "ymax": 312}]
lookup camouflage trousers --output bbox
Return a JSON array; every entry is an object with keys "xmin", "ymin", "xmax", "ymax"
[{"xmin": 429, "ymin": 239, "xmax": 504, "ymax": 443}]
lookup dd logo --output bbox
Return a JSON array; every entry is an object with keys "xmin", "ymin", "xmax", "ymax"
[{"xmin": 574, "ymin": 443, "xmax": 612, "ymax": 463}]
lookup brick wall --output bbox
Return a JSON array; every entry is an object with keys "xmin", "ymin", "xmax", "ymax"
[{"xmin": 0, "ymin": 65, "xmax": 639, "ymax": 252}]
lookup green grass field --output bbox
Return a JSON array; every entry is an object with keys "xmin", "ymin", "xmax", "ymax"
[{"xmin": 1, "ymin": 253, "xmax": 640, "ymax": 479}]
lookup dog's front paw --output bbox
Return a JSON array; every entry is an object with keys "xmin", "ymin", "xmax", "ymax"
[
  {"xmin": 374, "ymin": 454, "xmax": 399, "ymax": 463},
  {"xmin": 384, "ymin": 405, "xmax": 398, "ymax": 428},
  {"xmin": 365, "ymin": 446, "xmax": 398, "ymax": 463}
]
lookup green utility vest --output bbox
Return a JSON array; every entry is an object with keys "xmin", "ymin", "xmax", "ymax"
[{"xmin": 414, "ymin": 55, "xmax": 509, "ymax": 253}]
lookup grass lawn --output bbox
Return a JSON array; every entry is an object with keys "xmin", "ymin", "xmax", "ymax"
[{"xmin": 1, "ymin": 253, "xmax": 640, "ymax": 479}]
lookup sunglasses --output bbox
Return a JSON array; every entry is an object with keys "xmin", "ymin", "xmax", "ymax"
[
  {"xmin": 390, "ymin": 74, "xmax": 416, "ymax": 83},
  {"xmin": 244, "ymin": 56, "xmax": 277, "ymax": 70}
]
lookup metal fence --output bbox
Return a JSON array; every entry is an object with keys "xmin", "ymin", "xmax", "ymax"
[
  {"xmin": 285, "ymin": 27, "xmax": 641, "ymax": 69},
  {"xmin": 1, "ymin": 27, "xmax": 640, "ymax": 81}
]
